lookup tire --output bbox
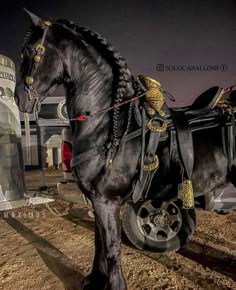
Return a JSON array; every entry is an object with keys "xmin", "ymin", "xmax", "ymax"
[{"xmin": 122, "ymin": 198, "xmax": 196, "ymax": 254}]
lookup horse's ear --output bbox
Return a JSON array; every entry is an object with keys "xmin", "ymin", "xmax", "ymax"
[{"xmin": 24, "ymin": 8, "xmax": 43, "ymax": 27}]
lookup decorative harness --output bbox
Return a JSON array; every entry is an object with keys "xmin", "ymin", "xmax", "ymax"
[
  {"xmin": 23, "ymin": 20, "xmax": 236, "ymax": 209},
  {"xmin": 70, "ymin": 76, "xmax": 236, "ymax": 210},
  {"xmin": 24, "ymin": 21, "xmax": 52, "ymax": 112}
]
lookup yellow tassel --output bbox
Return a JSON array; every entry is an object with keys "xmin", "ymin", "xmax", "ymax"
[{"xmin": 109, "ymin": 159, "xmax": 113, "ymax": 165}]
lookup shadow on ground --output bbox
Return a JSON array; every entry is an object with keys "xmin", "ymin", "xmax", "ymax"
[
  {"xmin": 66, "ymin": 207, "xmax": 236, "ymax": 288},
  {"xmin": 178, "ymin": 240, "xmax": 236, "ymax": 281},
  {"xmin": 0, "ymin": 213, "xmax": 84, "ymax": 290}
]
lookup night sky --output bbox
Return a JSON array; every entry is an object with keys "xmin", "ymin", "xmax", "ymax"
[{"xmin": 1, "ymin": 0, "xmax": 236, "ymax": 104}]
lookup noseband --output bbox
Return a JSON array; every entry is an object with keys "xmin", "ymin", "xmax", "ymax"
[{"xmin": 24, "ymin": 21, "xmax": 52, "ymax": 111}]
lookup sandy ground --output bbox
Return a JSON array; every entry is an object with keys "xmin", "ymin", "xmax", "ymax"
[{"xmin": 0, "ymin": 169, "xmax": 235, "ymax": 290}]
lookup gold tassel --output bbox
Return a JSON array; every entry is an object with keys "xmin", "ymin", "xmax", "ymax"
[
  {"xmin": 182, "ymin": 180, "xmax": 195, "ymax": 208},
  {"xmin": 138, "ymin": 75, "xmax": 166, "ymax": 116}
]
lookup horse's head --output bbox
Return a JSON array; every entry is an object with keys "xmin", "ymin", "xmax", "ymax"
[{"xmin": 15, "ymin": 10, "xmax": 64, "ymax": 113}]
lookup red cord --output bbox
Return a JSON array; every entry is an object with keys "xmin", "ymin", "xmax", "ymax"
[
  {"xmin": 76, "ymin": 115, "xmax": 86, "ymax": 121},
  {"xmin": 73, "ymin": 94, "xmax": 143, "ymax": 122}
]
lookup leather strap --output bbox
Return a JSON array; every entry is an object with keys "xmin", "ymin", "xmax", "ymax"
[
  {"xmin": 140, "ymin": 107, "xmax": 146, "ymax": 181},
  {"xmin": 170, "ymin": 109, "xmax": 194, "ymax": 180},
  {"xmin": 225, "ymin": 112, "xmax": 235, "ymax": 170},
  {"xmin": 71, "ymin": 146, "xmax": 106, "ymax": 168},
  {"xmin": 132, "ymin": 113, "xmax": 161, "ymax": 203},
  {"xmin": 170, "ymin": 126, "xmax": 183, "ymax": 181}
]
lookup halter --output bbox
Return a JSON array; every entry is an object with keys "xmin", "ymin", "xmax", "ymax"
[{"xmin": 24, "ymin": 20, "xmax": 52, "ymax": 112}]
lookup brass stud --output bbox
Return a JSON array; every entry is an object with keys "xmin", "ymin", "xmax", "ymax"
[
  {"xmin": 44, "ymin": 21, "xmax": 52, "ymax": 27},
  {"xmin": 147, "ymin": 108, "xmax": 156, "ymax": 118},
  {"xmin": 34, "ymin": 55, "xmax": 41, "ymax": 63},
  {"xmin": 25, "ymin": 76, "xmax": 34, "ymax": 85}
]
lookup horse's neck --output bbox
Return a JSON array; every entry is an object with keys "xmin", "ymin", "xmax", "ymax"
[{"xmin": 64, "ymin": 45, "xmax": 115, "ymax": 153}]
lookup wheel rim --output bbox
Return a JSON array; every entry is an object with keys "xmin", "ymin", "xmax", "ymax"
[{"xmin": 136, "ymin": 200, "xmax": 182, "ymax": 242}]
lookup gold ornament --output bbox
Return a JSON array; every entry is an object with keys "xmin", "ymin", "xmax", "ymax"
[
  {"xmin": 143, "ymin": 154, "xmax": 159, "ymax": 171},
  {"xmin": 145, "ymin": 89, "xmax": 165, "ymax": 114},
  {"xmin": 35, "ymin": 44, "xmax": 46, "ymax": 55},
  {"xmin": 138, "ymin": 75, "xmax": 161, "ymax": 90},
  {"xmin": 44, "ymin": 21, "xmax": 52, "ymax": 27},
  {"xmin": 138, "ymin": 75, "xmax": 165, "ymax": 116},
  {"xmin": 147, "ymin": 107, "xmax": 156, "ymax": 118},
  {"xmin": 146, "ymin": 119, "xmax": 167, "ymax": 132},
  {"xmin": 34, "ymin": 55, "xmax": 41, "ymax": 63},
  {"xmin": 25, "ymin": 76, "xmax": 34, "ymax": 85},
  {"xmin": 182, "ymin": 180, "xmax": 194, "ymax": 208}
]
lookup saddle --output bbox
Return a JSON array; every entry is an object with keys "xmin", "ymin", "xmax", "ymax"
[
  {"xmin": 187, "ymin": 86, "xmax": 223, "ymax": 115},
  {"xmin": 131, "ymin": 77, "xmax": 236, "ymax": 208}
]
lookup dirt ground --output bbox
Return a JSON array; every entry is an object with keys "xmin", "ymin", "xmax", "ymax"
[{"xmin": 0, "ymin": 169, "xmax": 235, "ymax": 290}]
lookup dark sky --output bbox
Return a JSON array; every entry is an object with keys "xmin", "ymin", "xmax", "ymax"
[{"xmin": 1, "ymin": 0, "xmax": 236, "ymax": 104}]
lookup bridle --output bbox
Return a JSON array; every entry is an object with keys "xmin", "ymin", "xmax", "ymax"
[{"xmin": 23, "ymin": 20, "xmax": 52, "ymax": 112}]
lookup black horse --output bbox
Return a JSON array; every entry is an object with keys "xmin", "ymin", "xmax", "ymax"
[{"xmin": 15, "ymin": 10, "xmax": 236, "ymax": 290}]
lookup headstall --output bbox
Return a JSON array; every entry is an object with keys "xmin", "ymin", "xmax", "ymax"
[{"xmin": 24, "ymin": 20, "xmax": 52, "ymax": 111}]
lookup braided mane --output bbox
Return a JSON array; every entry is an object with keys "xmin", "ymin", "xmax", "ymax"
[
  {"xmin": 55, "ymin": 19, "xmax": 133, "ymax": 149},
  {"xmin": 22, "ymin": 27, "xmax": 33, "ymax": 51}
]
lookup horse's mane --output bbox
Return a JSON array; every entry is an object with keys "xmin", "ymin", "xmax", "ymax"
[
  {"xmin": 21, "ymin": 27, "xmax": 33, "ymax": 51},
  {"xmin": 55, "ymin": 19, "xmax": 134, "ymax": 149}
]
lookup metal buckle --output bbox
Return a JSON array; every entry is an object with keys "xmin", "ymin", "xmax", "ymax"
[
  {"xmin": 146, "ymin": 119, "xmax": 167, "ymax": 132},
  {"xmin": 143, "ymin": 153, "xmax": 159, "ymax": 171}
]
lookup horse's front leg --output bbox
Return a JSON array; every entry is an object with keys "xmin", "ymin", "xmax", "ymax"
[{"xmin": 81, "ymin": 195, "xmax": 127, "ymax": 290}]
